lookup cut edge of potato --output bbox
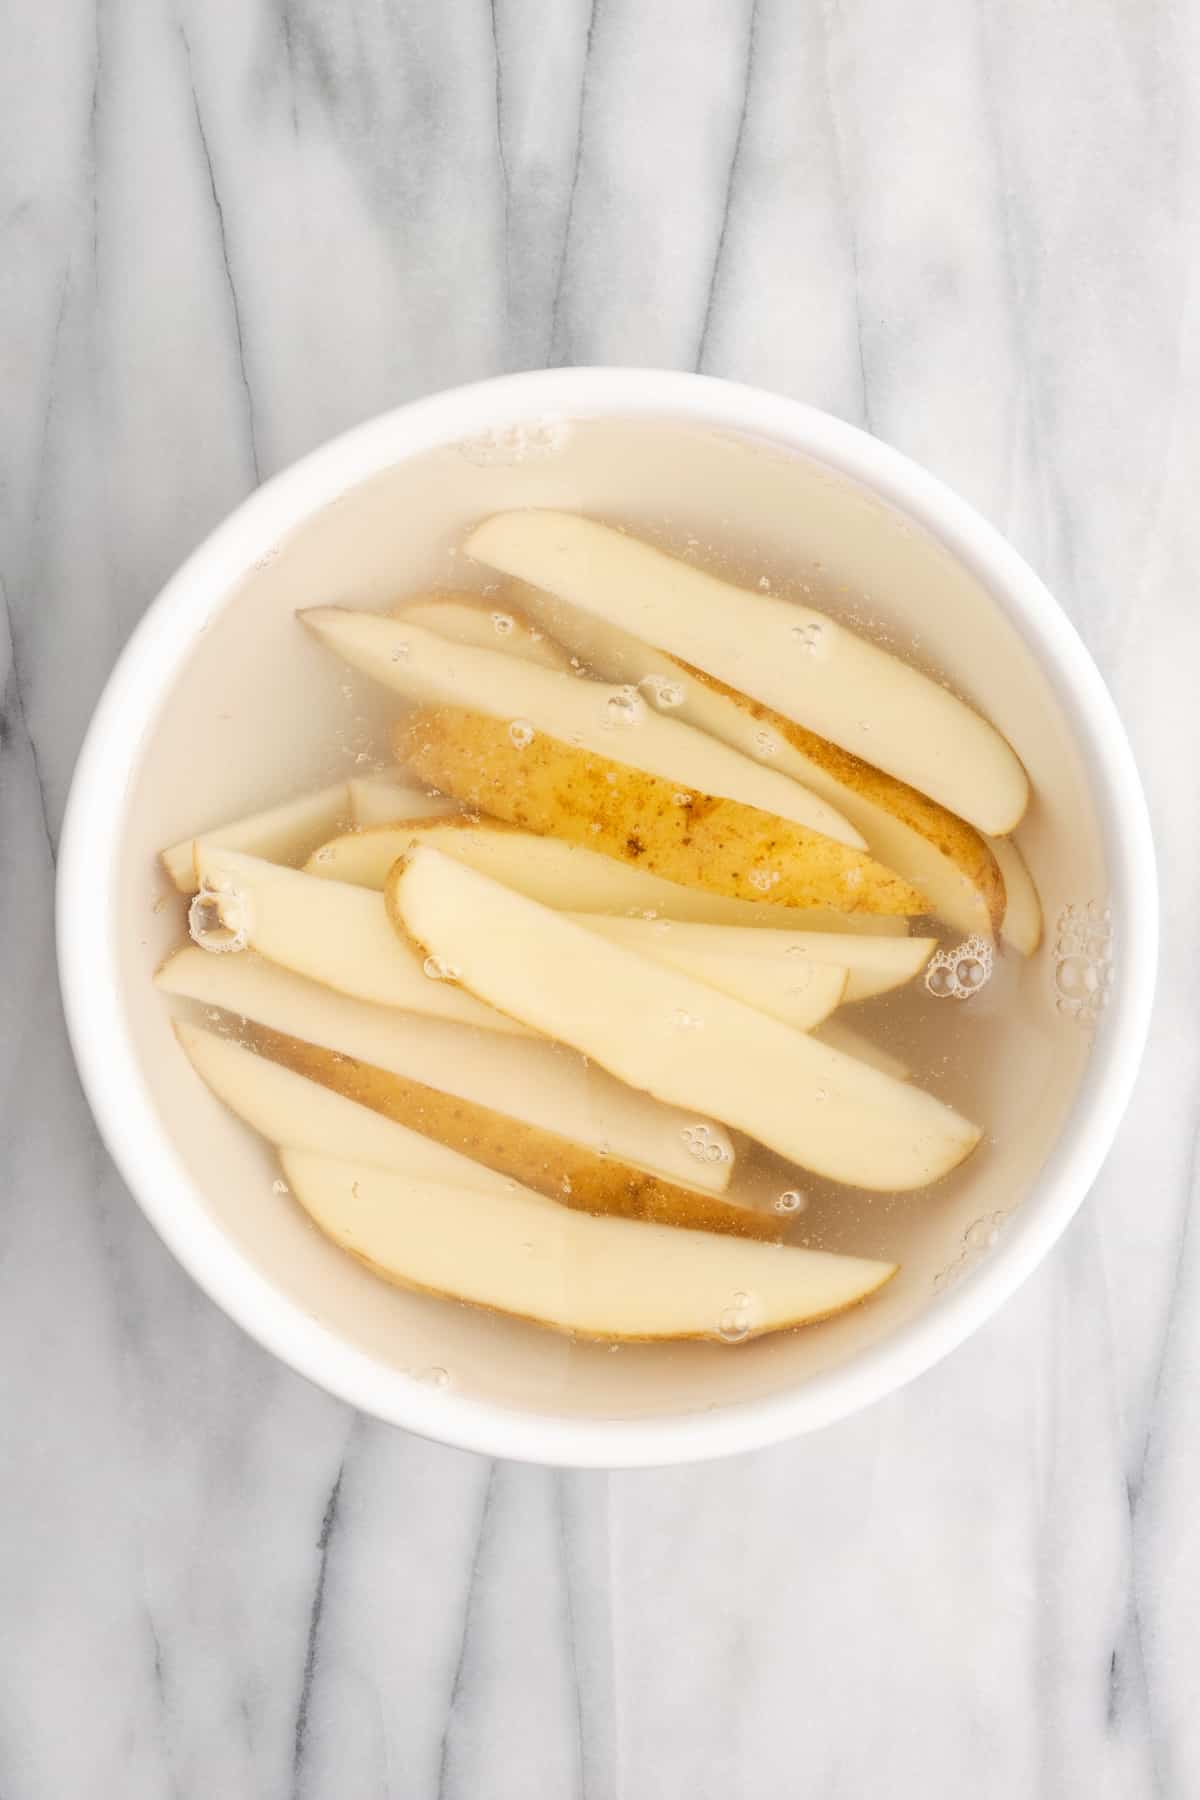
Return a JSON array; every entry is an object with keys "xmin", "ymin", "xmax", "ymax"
[{"xmin": 279, "ymin": 1149, "xmax": 898, "ymax": 1342}]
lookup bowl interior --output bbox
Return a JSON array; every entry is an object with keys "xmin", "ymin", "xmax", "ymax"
[{"xmin": 114, "ymin": 412, "xmax": 1107, "ymax": 1426}]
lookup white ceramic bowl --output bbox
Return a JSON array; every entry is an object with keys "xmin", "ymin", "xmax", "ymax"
[{"xmin": 57, "ymin": 369, "xmax": 1156, "ymax": 1467}]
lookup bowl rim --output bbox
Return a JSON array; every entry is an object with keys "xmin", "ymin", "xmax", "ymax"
[{"xmin": 56, "ymin": 368, "xmax": 1158, "ymax": 1468}]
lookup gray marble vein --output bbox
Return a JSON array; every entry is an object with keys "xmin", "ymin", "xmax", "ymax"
[{"xmin": 2, "ymin": 0, "xmax": 1197, "ymax": 1794}]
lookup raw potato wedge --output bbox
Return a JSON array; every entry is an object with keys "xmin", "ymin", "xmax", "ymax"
[
  {"xmin": 396, "ymin": 708, "xmax": 927, "ymax": 916},
  {"xmin": 175, "ymin": 1021, "xmax": 508, "ymax": 1191},
  {"xmin": 280, "ymin": 1150, "xmax": 895, "ymax": 1341},
  {"xmin": 160, "ymin": 782, "xmax": 349, "ymax": 894},
  {"xmin": 300, "ymin": 608, "xmax": 862, "ymax": 845},
  {"xmin": 389, "ymin": 847, "xmax": 982, "ymax": 1190},
  {"xmin": 987, "ymin": 835, "xmax": 1043, "ymax": 955},
  {"xmin": 811, "ymin": 1020, "xmax": 911, "ymax": 1083},
  {"xmin": 347, "ymin": 775, "xmax": 460, "ymax": 828},
  {"xmin": 304, "ymin": 819, "xmax": 909, "ymax": 937},
  {"xmin": 192, "ymin": 845, "xmax": 528, "ymax": 1036},
  {"xmin": 570, "ymin": 915, "xmax": 935, "ymax": 1006},
  {"xmin": 563, "ymin": 916, "xmax": 849, "ymax": 1029},
  {"xmin": 396, "ymin": 591, "xmax": 572, "ymax": 672},
  {"xmin": 155, "ymin": 949, "xmax": 749, "ymax": 1213},
  {"xmin": 467, "ymin": 511, "xmax": 1030, "ymax": 835},
  {"xmin": 504, "ymin": 583, "xmax": 1004, "ymax": 935}
]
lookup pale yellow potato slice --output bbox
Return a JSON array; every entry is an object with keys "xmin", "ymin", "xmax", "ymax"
[
  {"xmin": 155, "ymin": 948, "xmax": 742, "ymax": 1206},
  {"xmin": 396, "ymin": 707, "xmax": 926, "ymax": 916},
  {"xmin": 174, "ymin": 1021, "xmax": 507, "ymax": 1190},
  {"xmin": 811, "ymin": 1020, "xmax": 911, "ymax": 1082},
  {"xmin": 347, "ymin": 774, "xmax": 460, "ymax": 828},
  {"xmin": 467, "ymin": 511, "xmax": 1030, "ymax": 835},
  {"xmin": 279, "ymin": 1150, "xmax": 895, "ymax": 1340},
  {"xmin": 192, "ymin": 845, "xmax": 528, "ymax": 1036},
  {"xmin": 300, "ymin": 608, "xmax": 862, "ymax": 846},
  {"xmin": 568, "ymin": 915, "xmax": 934, "ymax": 1007},
  {"xmin": 503, "ymin": 581, "xmax": 1004, "ymax": 935},
  {"xmin": 389, "ymin": 848, "xmax": 981, "ymax": 1190},
  {"xmin": 304, "ymin": 818, "xmax": 909, "ymax": 937},
  {"xmin": 561, "ymin": 916, "xmax": 848, "ymax": 1029},
  {"xmin": 159, "ymin": 782, "xmax": 349, "ymax": 895},
  {"xmin": 396, "ymin": 591, "xmax": 572, "ymax": 672},
  {"xmin": 987, "ymin": 834, "xmax": 1043, "ymax": 955}
]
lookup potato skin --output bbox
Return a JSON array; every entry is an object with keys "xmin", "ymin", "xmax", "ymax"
[
  {"xmin": 250, "ymin": 1023, "xmax": 783, "ymax": 1241},
  {"xmin": 394, "ymin": 706, "xmax": 927, "ymax": 916},
  {"xmin": 680, "ymin": 662, "xmax": 1006, "ymax": 934}
]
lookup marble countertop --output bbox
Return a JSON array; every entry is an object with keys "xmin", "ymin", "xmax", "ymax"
[{"xmin": 2, "ymin": 2, "xmax": 1194, "ymax": 1794}]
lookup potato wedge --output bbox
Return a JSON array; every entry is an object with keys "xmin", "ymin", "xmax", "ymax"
[
  {"xmin": 300, "ymin": 608, "xmax": 862, "ymax": 845},
  {"xmin": 467, "ymin": 511, "xmax": 1029, "ymax": 834},
  {"xmin": 192, "ymin": 845, "xmax": 528, "ymax": 1035},
  {"xmin": 280, "ymin": 1150, "xmax": 895, "ymax": 1340},
  {"xmin": 396, "ymin": 590, "xmax": 572, "ymax": 672},
  {"xmin": 988, "ymin": 834, "xmax": 1043, "ymax": 955},
  {"xmin": 160, "ymin": 781, "xmax": 349, "ymax": 895},
  {"xmin": 156, "ymin": 949, "xmax": 759, "ymax": 1223},
  {"xmin": 388, "ymin": 847, "xmax": 981, "ymax": 1190},
  {"xmin": 304, "ymin": 819, "xmax": 909, "ymax": 937},
  {"xmin": 347, "ymin": 774, "xmax": 460, "ymax": 828},
  {"xmin": 560, "ymin": 918, "xmax": 848, "ymax": 1029},
  {"xmin": 506, "ymin": 581, "xmax": 1005, "ymax": 935},
  {"xmin": 175, "ymin": 1021, "xmax": 507, "ymax": 1190},
  {"xmin": 811, "ymin": 1020, "xmax": 911, "ymax": 1082},
  {"xmin": 570, "ymin": 915, "xmax": 935, "ymax": 1006},
  {"xmin": 396, "ymin": 707, "xmax": 927, "ymax": 916}
]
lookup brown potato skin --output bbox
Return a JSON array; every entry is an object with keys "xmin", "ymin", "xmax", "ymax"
[
  {"xmin": 249, "ymin": 1022, "xmax": 784, "ymax": 1243},
  {"xmin": 393, "ymin": 707, "xmax": 927, "ymax": 916},
  {"xmin": 681, "ymin": 662, "xmax": 1006, "ymax": 932}
]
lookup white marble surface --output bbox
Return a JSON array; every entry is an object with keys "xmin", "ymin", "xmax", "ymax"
[{"xmin": 1, "ymin": 1, "xmax": 1195, "ymax": 1793}]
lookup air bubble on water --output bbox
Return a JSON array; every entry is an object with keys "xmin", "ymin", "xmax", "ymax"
[
  {"xmin": 716, "ymin": 1301, "xmax": 752, "ymax": 1344},
  {"xmin": 792, "ymin": 621, "xmax": 824, "ymax": 654},
  {"xmin": 568, "ymin": 731, "xmax": 583, "ymax": 747},
  {"xmin": 423, "ymin": 954, "xmax": 460, "ymax": 981},
  {"xmin": 925, "ymin": 935, "xmax": 994, "ymax": 1001},
  {"xmin": 561, "ymin": 1175, "xmax": 573, "ymax": 1196},
  {"xmin": 272, "ymin": 1179, "xmax": 289, "ymax": 1196},
  {"xmin": 508, "ymin": 719, "xmax": 535, "ymax": 749},
  {"xmin": 313, "ymin": 845, "xmax": 334, "ymax": 864},
  {"xmin": 757, "ymin": 576, "xmax": 771, "ymax": 592},
  {"xmin": 588, "ymin": 821, "xmax": 602, "ymax": 833},
  {"xmin": 749, "ymin": 868, "xmax": 780, "ymax": 892},
  {"xmin": 417, "ymin": 1365, "xmax": 450, "ymax": 1390},
  {"xmin": 456, "ymin": 418, "xmax": 570, "ymax": 466},
  {"xmin": 603, "ymin": 686, "xmax": 642, "ymax": 728},
  {"xmin": 752, "ymin": 728, "xmax": 779, "ymax": 757},
  {"xmin": 674, "ymin": 1009, "xmax": 704, "ymax": 1031},
  {"xmin": 492, "ymin": 612, "xmax": 514, "ymax": 636},
  {"xmin": 390, "ymin": 642, "xmax": 410, "ymax": 662},
  {"xmin": 672, "ymin": 791, "xmax": 693, "ymax": 807},
  {"xmin": 774, "ymin": 1190, "xmax": 807, "ymax": 1216},
  {"xmin": 642, "ymin": 674, "xmax": 685, "ymax": 709},
  {"xmin": 188, "ymin": 885, "xmax": 249, "ymax": 955},
  {"xmin": 704, "ymin": 1143, "xmax": 724, "ymax": 1164}
]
